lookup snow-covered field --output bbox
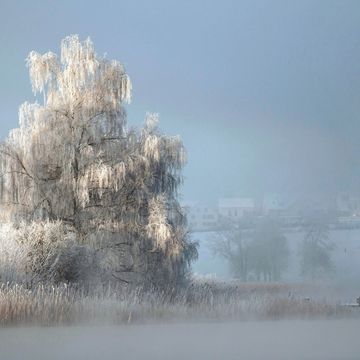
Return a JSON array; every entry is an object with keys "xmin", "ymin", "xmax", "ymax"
[{"xmin": 1, "ymin": 320, "xmax": 360, "ymax": 360}]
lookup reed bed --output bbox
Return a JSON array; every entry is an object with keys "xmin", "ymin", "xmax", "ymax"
[{"xmin": 0, "ymin": 280, "xmax": 353, "ymax": 326}]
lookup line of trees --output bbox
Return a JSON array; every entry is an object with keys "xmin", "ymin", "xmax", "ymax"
[
  {"xmin": 211, "ymin": 217, "xmax": 334, "ymax": 282},
  {"xmin": 211, "ymin": 219, "xmax": 289, "ymax": 282}
]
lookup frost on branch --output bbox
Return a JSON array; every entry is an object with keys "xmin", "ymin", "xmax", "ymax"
[{"xmin": 0, "ymin": 35, "xmax": 197, "ymax": 287}]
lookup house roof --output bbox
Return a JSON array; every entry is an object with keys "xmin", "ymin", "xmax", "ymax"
[{"xmin": 218, "ymin": 197, "xmax": 255, "ymax": 208}]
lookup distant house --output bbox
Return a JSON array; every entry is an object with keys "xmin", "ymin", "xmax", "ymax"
[
  {"xmin": 336, "ymin": 193, "xmax": 360, "ymax": 216},
  {"xmin": 181, "ymin": 201, "xmax": 219, "ymax": 231},
  {"xmin": 262, "ymin": 193, "xmax": 286, "ymax": 215},
  {"xmin": 218, "ymin": 197, "xmax": 256, "ymax": 221}
]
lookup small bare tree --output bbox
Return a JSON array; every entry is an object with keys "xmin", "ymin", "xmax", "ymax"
[
  {"xmin": 299, "ymin": 220, "xmax": 334, "ymax": 281},
  {"xmin": 0, "ymin": 35, "xmax": 197, "ymax": 286},
  {"xmin": 210, "ymin": 220, "xmax": 250, "ymax": 281},
  {"xmin": 248, "ymin": 220, "xmax": 289, "ymax": 282}
]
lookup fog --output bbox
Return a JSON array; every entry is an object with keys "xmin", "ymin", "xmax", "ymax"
[
  {"xmin": 1, "ymin": 320, "xmax": 360, "ymax": 360},
  {"xmin": 1, "ymin": 2, "xmax": 360, "ymax": 359},
  {"xmin": 194, "ymin": 228, "xmax": 360, "ymax": 286},
  {"xmin": 1, "ymin": 0, "xmax": 360, "ymax": 202}
]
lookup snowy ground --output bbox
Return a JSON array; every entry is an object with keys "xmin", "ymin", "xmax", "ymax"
[{"xmin": 1, "ymin": 320, "xmax": 360, "ymax": 360}]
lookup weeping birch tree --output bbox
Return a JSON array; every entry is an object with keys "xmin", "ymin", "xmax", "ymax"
[{"xmin": 0, "ymin": 35, "xmax": 197, "ymax": 286}]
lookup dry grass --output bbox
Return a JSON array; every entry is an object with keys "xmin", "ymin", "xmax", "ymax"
[{"xmin": 0, "ymin": 280, "xmax": 354, "ymax": 326}]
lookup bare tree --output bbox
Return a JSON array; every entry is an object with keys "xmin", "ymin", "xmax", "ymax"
[
  {"xmin": 0, "ymin": 35, "xmax": 197, "ymax": 286},
  {"xmin": 210, "ymin": 220, "xmax": 250, "ymax": 281},
  {"xmin": 211, "ymin": 219, "xmax": 288, "ymax": 282},
  {"xmin": 248, "ymin": 220, "xmax": 289, "ymax": 282},
  {"xmin": 299, "ymin": 220, "xmax": 334, "ymax": 281}
]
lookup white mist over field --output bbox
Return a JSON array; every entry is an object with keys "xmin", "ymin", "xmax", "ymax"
[{"xmin": 2, "ymin": 320, "xmax": 360, "ymax": 360}]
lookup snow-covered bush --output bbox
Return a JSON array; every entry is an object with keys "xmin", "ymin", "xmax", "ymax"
[{"xmin": 0, "ymin": 221, "xmax": 97, "ymax": 284}]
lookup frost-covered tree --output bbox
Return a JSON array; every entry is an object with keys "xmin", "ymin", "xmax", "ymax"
[{"xmin": 0, "ymin": 35, "xmax": 197, "ymax": 286}]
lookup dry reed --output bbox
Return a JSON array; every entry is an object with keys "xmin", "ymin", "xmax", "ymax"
[{"xmin": 0, "ymin": 280, "xmax": 353, "ymax": 326}]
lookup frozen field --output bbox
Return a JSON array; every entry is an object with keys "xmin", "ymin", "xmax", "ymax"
[{"xmin": 1, "ymin": 320, "xmax": 360, "ymax": 360}]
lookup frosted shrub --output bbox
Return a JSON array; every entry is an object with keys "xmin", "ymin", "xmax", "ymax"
[
  {"xmin": 0, "ymin": 223, "xmax": 27, "ymax": 283},
  {"xmin": 0, "ymin": 221, "xmax": 96, "ymax": 284}
]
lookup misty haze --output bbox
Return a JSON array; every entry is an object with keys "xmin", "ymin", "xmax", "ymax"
[{"xmin": 1, "ymin": 1, "xmax": 360, "ymax": 359}]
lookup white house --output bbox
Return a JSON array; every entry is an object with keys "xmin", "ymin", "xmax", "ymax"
[
  {"xmin": 218, "ymin": 197, "xmax": 256, "ymax": 220},
  {"xmin": 182, "ymin": 201, "xmax": 219, "ymax": 231}
]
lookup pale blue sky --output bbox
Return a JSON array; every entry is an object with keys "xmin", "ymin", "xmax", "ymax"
[{"xmin": 1, "ymin": 0, "xmax": 360, "ymax": 202}]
